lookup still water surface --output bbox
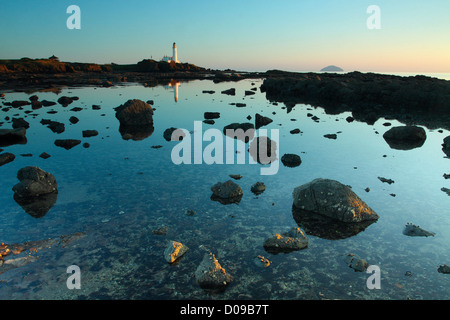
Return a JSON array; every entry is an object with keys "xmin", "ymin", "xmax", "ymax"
[{"xmin": 0, "ymin": 78, "xmax": 449, "ymax": 299}]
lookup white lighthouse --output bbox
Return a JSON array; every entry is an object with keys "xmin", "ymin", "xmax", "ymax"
[{"xmin": 173, "ymin": 42, "xmax": 178, "ymax": 63}]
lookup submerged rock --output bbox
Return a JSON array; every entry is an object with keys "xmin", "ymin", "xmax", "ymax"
[
  {"xmin": 251, "ymin": 182, "xmax": 266, "ymax": 195},
  {"xmin": 263, "ymin": 227, "xmax": 308, "ymax": 254},
  {"xmin": 443, "ymin": 136, "xmax": 450, "ymax": 157},
  {"xmin": 403, "ymin": 223, "xmax": 435, "ymax": 237},
  {"xmin": 344, "ymin": 254, "xmax": 369, "ymax": 272},
  {"xmin": 292, "ymin": 178, "xmax": 379, "ymax": 223},
  {"xmin": 54, "ymin": 139, "xmax": 81, "ymax": 150},
  {"xmin": 211, "ymin": 180, "xmax": 243, "ymax": 205},
  {"xmin": 164, "ymin": 241, "xmax": 189, "ymax": 264},
  {"xmin": 442, "ymin": 187, "xmax": 450, "ymax": 196},
  {"xmin": 438, "ymin": 264, "xmax": 450, "ymax": 274},
  {"xmin": 195, "ymin": 252, "xmax": 233, "ymax": 292},
  {"xmin": 383, "ymin": 126, "xmax": 427, "ymax": 150}
]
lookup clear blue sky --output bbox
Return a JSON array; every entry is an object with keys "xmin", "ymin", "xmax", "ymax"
[{"xmin": 1, "ymin": 0, "xmax": 449, "ymax": 72}]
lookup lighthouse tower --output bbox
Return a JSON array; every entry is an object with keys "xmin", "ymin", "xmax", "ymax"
[{"xmin": 173, "ymin": 42, "xmax": 179, "ymax": 63}]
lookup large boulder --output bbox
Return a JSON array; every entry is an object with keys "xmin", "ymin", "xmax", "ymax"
[
  {"xmin": 292, "ymin": 178, "xmax": 379, "ymax": 223},
  {"xmin": 115, "ymin": 99, "xmax": 154, "ymax": 127},
  {"xmin": 382, "ymin": 126, "xmax": 426, "ymax": 150},
  {"xmin": 12, "ymin": 166, "xmax": 58, "ymax": 198}
]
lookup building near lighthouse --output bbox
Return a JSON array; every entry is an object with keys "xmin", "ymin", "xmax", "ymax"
[{"xmin": 161, "ymin": 42, "xmax": 179, "ymax": 63}]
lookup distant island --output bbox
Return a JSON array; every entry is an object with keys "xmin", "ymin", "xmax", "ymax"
[{"xmin": 320, "ymin": 65, "xmax": 344, "ymax": 72}]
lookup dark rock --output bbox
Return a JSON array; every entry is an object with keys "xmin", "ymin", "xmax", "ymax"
[
  {"xmin": 203, "ymin": 119, "xmax": 215, "ymax": 125},
  {"xmin": 290, "ymin": 128, "xmax": 301, "ymax": 134},
  {"xmin": 69, "ymin": 116, "xmax": 79, "ymax": 124},
  {"xmin": 12, "ymin": 117, "xmax": 30, "ymax": 129},
  {"xmin": 211, "ymin": 180, "xmax": 243, "ymax": 205},
  {"xmin": 92, "ymin": 104, "xmax": 101, "ymax": 110},
  {"xmin": 54, "ymin": 139, "xmax": 81, "ymax": 150},
  {"xmin": 263, "ymin": 227, "xmax": 308, "ymax": 254},
  {"xmin": 251, "ymin": 182, "xmax": 266, "ymax": 195},
  {"xmin": 0, "ymin": 152, "xmax": 15, "ymax": 166},
  {"xmin": 41, "ymin": 100, "xmax": 56, "ymax": 107},
  {"xmin": 195, "ymin": 252, "xmax": 233, "ymax": 292},
  {"xmin": 70, "ymin": 107, "xmax": 83, "ymax": 112},
  {"xmin": 29, "ymin": 95, "xmax": 39, "ymax": 102},
  {"xmin": 82, "ymin": 142, "xmax": 90, "ymax": 148},
  {"xmin": 292, "ymin": 178, "xmax": 379, "ymax": 223},
  {"xmin": 202, "ymin": 90, "xmax": 215, "ymax": 94},
  {"xmin": 11, "ymin": 100, "xmax": 30, "ymax": 108},
  {"xmin": 223, "ymin": 123, "xmax": 255, "ymax": 142},
  {"xmin": 383, "ymin": 126, "xmax": 427, "ymax": 150},
  {"xmin": 245, "ymin": 90, "xmax": 255, "ymax": 96},
  {"xmin": 115, "ymin": 99, "xmax": 154, "ymax": 126},
  {"xmin": 255, "ymin": 113, "xmax": 273, "ymax": 129},
  {"xmin": 164, "ymin": 240, "xmax": 189, "ymax": 264},
  {"xmin": 444, "ymin": 173, "xmax": 450, "ymax": 179},
  {"xmin": 13, "ymin": 191, "xmax": 57, "ymax": 218},
  {"xmin": 57, "ymin": 96, "xmax": 75, "ymax": 107},
  {"xmin": 204, "ymin": 112, "xmax": 220, "ymax": 120},
  {"xmin": 441, "ymin": 187, "xmax": 450, "ymax": 196},
  {"xmin": 403, "ymin": 223, "xmax": 435, "ymax": 237},
  {"xmin": 41, "ymin": 119, "xmax": 65, "ymax": 134},
  {"xmin": 39, "ymin": 152, "xmax": 51, "ymax": 159},
  {"xmin": 163, "ymin": 127, "xmax": 185, "ymax": 141},
  {"xmin": 438, "ymin": 264, "xmax": 450, "ymax": 274},
  {"xmin": 229, "ymin": 174, "xmax": 242, "ymax": 180},
  {"xmin": 235, "ymin": 103, "xmax": 246, "ymax": 107},
  {"xmin": 324, "ymin": 133, "xmax": 337, "ymax": 139},
  {"xmin": 378, "ymin": 177, "xmax": 394, "ymax": 184},
  {"xmin": 281, "ymin": 153, "xmax": 301, "ymax": 167},
  {"xmin": 443, "ymin": 136, "xmax": 450, "ymax": 157},
  {"xmin": 119, "ymin": 124, "xmax": 154, "ymax": 141},
  {"xmin": 82, "ymin": 130, "xmax": 98, "ymax": 138},
  {"xmin": 221, "ymin": 88, "xmax": 236, "ymax": 96},
  {"xmin": 12, "ymin": 166, "xmax": 57, "ymax": 198},
  {"xmin": 0, "ymin": 127, "xmax": 27, "ymax": 147},
  {"xmin": 346, "ymin": 116, "xmax": 355, "ymax": 123}
]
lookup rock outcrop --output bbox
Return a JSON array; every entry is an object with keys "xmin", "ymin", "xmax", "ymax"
[{"xmin": 383, "ymin": 126, "xmax": 427, "ymax": 150}]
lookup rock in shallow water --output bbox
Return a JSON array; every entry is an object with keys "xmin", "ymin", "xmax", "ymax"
[
  {"xmin": 292, "ymin": 178, "xmax": 379, "ymax": 223},
  {"xmin": 383, "ymin": 126, "xmax": 427, "ymax": 150},
  {"xmin": 403, "ymin": 223, "xmax": 435, "ymax": 237},
  {"xmin": 164, "ymin": 241, "xmax": 189, "ymax": 264},
  {"xmin": 12, "ymin": 166, "xmax": 57, "ymax": 198},
  {"xmin": 195, "ymin": 252, "xmax": 233, "ymax": 292},
  {"xmin": 263, "ymin": 227, "xmax": 308, "ymax": 254},
  {"xmin": 211, "ymin": 180, "xmax": 243, "ymax": 204}
]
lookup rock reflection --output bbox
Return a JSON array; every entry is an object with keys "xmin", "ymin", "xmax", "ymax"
[
  {"xmin": 13, "ymin": 192, "xmax": 57, "ymax": 218},
  {"xmin": 119, "ymin": 124, "xmax": 155, "ymax": 141},
  {"xmin": 292, "ymin": 206, "xmax": 377, "ymax": 240}
]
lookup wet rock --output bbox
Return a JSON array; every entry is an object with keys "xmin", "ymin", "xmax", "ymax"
[
  {"xmin": 204, "ymin": 112, "xmax": 220, "ymax": 120},
  {"xmin": 115, "ymin": 99, "xmax": 154, "ymax": 126},
  {"xmin": 254, "ymin": 255, "xmax": 271, "ymax": 268},
  {"xmin": 290, "ymin": 128, "xmax": 302, "ymax": 134},
  {"xmin": 324, "ymin": 133, "xmax": 337, "ymax": 139},
  {"xmin": 248, "ymin": 136, "xmax": 277, "ymax": 164},
  {"xmin": 255, "ymin": 113, "xmax": 273, "ymax": 129},
  {"xmin": 263, "ymin": 227, "xmax": 308, "ymax": 254},
  {"xmin": 403, "ymin": 223, "xmax": 435, "ymax": 237},
  {"xmin": 378, "ymin": 177, "xmax": 394, "ymax": 184},
  {"xmin": 39, "ymin": 152, "xmax": 51, "ymax": 159},
  {"xmin": 12, "ymin": 166, "xmax": 57, "ymax": 199},
  {"xmin": 344, "ymin": 254, "xmax": 369, "ymax": 272},
  {"xmin": 438, "ymin": 264, "xmax": 450, "ymax": 274},
  {"xmin": 164, "ymin": 241, "xmax": 189, "ymax": 264},
  {"xmin": 54, "ymin": 139, "xmax": 81, "ymax": 150},
  {"xmin": 70, "ymin": 107, "xmax": 83, "ymax": 112},
  {"xmin": 444, "ymin": 173, "xmax": 450, "ymax": 179},
  {"xmin": 235, "ymin": 103, "xmax": 246, "ymax": 107},
  {"xmin": 13, "ymin": 191, "xmax": 57, "ymax": 218},
  {"xmin": 229, "ymin": 174, "xmax": 242, "ymax": 180},
  {"xmin": 292, "ymin": 178, "xmax": 379, "ymax": 223},
  {"xmin": 163, "ymin": 127, "xmax": 185, "ymax": 141},
  {"xmin": 202, "ymin": 90, "xmax": 215, "ymax": 94},
  {"xmin": 442, "ymin": 187, "xmax": 450, "ymax": 196},
  {"xmin": 203, "ymin": 119, "xmax": 215, "ymax": 125},
  {"xmin": 92, "ymin": 104, "xmax": 101, "ymax": 110},
  {"xmin": 251, "ymin": 182, "xmax": 266, "ymax": 195},
  {"xmin": 29, "ymin": 95, "xmax": 39, "ymax": 102},
  {"xmin": 41, "ymin": 119, "xmax": 65, "ymax": 134},
  {"xmin": 69, "ymin": 116, "xmax": 79, "ymax": 124},
  {"xmin": 0, "ymin": 152, "xmax": 15, "ymax": 166},
  {"xmin": 11, "ymin": 100, "xmax": 30, "ymax": 108},
  {"xmin": 223, "ymin": 122, "xmax": 255, "ymax": 142},
  {"xmin": 211, "ymin": 180, "xmax": 243, "ymax": 205},
  {"xmin": 443, "ymin": 136, "xmax": 450, "ymax": 157},
  {"xmin": 12, "ymin": 117, "xmax": 30, "ymax": 129},
  {"xmin": 152, "ymin": 226, "xmax": 168, "ymax": 235},
  {"xmin": 383, "ymin": 126, "xmax": 427, "ymax": 150},
  {"xmin": 0, "ymin": 127, "xmax": 27, "ymax": 147},
  {"xmin": 41, "ymin": 100, "xmax": 56, "ymax": 107},
  {"xmin": 221, "ymin": 88, "xmax": 236, "ymax": 96},
  {"xmin": 245, "ymin": 90, "xmax": 255, "ymax": 96},
  {"xmin": 195, "ymin": 252, "xmax": 233, "ymax": 292},
  {"xmin": 281, "ymin": 153, "xmax": 302, "ymax": 167},
  {"xmin": 57, "ymin": 96, "xmax": 76, "ymax": 107},
  {"xmin": 82, "ymin": 130, "xmax": 98, "ymax": 138}
]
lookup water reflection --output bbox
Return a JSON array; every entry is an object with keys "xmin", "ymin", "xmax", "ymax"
[{"xmin": 13, "ymin": 192, "xmax": 58, "ymax": 218}]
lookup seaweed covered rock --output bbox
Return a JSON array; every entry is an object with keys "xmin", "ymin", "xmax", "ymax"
[
  {"xmin": 195, "ymin": 252, "xmax": 233, "ymax": 292},
  {"xmin": 164, "ymin": 241, "xmax": 189, "ymax": 264}
]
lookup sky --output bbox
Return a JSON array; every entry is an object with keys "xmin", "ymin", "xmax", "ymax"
[{"xmin": 0, "ymin": 0, "xmax": 449, "ymax": 73}]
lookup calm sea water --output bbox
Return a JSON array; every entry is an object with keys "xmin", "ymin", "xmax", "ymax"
[{"xmin": 0, "ymin": 78, "xmax": 449, "ymax": 300}]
